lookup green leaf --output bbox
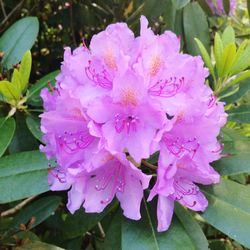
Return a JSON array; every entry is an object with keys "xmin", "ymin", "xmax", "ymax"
[
  {"xmin": 63, "ymin": 201, "xmax": 118, "ymax": 239},
  {"xmin": 214, "ymin": 33, "xmax": 224, "ymax": 76},
  {"xmin": 20, "ymin": 241, "xmax": 64, "ymax": 250},
  {"xmin": 196, "ymin": 0, "xmax": 213, "ymax": 16},
  {"xmin": 183, "ymin": 2, "xmax": 210, "ymax": 55},
  {"xmin": 0, "ymin": 80, "xmax": 20, "ymax": 101},
  {"xmin": 26, "ymin": 115, "xmax": 43, "ymax": 142},
  {"xmin": 222, "ymin": 26, "xmax": 235, "ymax": 47},
  {"xmin": 247, "ymin": 0, "xmax": 250, "ymax": 19},
  {"xmin": 0, "ymin": 151, "xmax": 49, "ymax": 203},
  {"xmin": 220, "ymin": 77, "xmax": 250, "ymax": 104},
  {"xmin": 12, "ymin": 196, "xmax": 61, "ymax": 230},
  {"xmin": 175, "ymin": 204, "xmax": 209, "ymax": 250},
  {"xmin": 173, "ymin": 0, "xmax": 190, "ymax": 9},
  {"xmin": 201, "ymin": 179, "xmax": 250, "ymax": 248},
  {"xmin": 194, "ymin": 38, "xmax": 215, "ymax": 79},
  {"xmin": 27, "ymin": 70, "xmax": 59, "ymax": 106},
  {"xmin": 0, "ymin": 117, "xmax": 15, "ymax": 157},
  {"xmin": 19, "ymin": 50, "xmax": 32, "ymax": 92},
  {"xmin": 220, "ymin": 43, "xmax": 236, "ymax": 77},
  {"xmin": 227, "ymin": 105, "xmax": 250, "ymax": 124},
  {"xmin": 122, "ymin": 199, "xmax": 196, "ymax": 250},
  {"xmin": 230, "ymin": 46, "xmax": 250, "ymax": 75},
  {"xmin": 11, "ymin": 68, "xmax": 22, "ymax": 93},
  {"xmin": 214, "ymin": 128, "xmax": 250, "ymax": 175},
  {"xmin": 0, "ymin": 17, "xmax": 39, "ymax": 69}
]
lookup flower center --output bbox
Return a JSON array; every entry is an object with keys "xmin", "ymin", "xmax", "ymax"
[{"xmin": 114, "ymin": 113, "xmax": 140, "ymax": 134}]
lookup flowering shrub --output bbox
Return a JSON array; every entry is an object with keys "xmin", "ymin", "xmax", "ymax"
[
  {"xmin": 40, "ymin": 16, "xmax": 227, "ymax": 232},
  {"xmin": 0, "ymin": 1, "xmax": 250, "ymax": 249}
]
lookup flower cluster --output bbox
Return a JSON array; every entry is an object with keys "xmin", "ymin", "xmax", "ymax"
[
  {"xmin": 207, "ymin": 0, "xmax": 237, "ymax": 15},
  {"xmin": 40, "ymin": 16, "xmax": 227, "ymax": 231}
]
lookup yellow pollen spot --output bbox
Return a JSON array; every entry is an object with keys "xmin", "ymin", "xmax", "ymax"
[
  {"xmin": 121, "ymin": 88, "xmax": 138, "ymax": 106},
  {"xmin": 176, "ymin": 162, "xmax": 185, "ymax": 168},
  {"xmin": 149, "ymin": 55, "xmax": 162, "ymax": 76},
  {"xmin": 104, "ymin": 48, "xmax": 117, "ymax": 70},
  {"xmin": 72, "ymin": 108, "xmax": 85, "ymax": 120},
  {"xmin": 176, "ymin": 112, "xmax": 184, "ymax": 123}
]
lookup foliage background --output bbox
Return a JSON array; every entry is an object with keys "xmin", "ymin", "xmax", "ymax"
[{"xmin": 0, "ymin": 0, "xmax": 250, "ymax": 249}]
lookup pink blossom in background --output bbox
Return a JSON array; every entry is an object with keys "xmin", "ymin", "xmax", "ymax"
[
  {"xmin": 206, "ymin": 0, "xmax": 237, "ymax": 15},
  {"xmin": 40, "ymin": 15, "xmax": 227, "ymax": 231}
]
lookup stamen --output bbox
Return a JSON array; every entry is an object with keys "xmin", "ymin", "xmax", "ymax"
[
  {"xmin": 48, "ymin": 165, "xmax": 67, "ymax": 184},
  {"xmin": 58, "ymin": 130, "xmax": 94, "ymax": 154},
  {"xmin": 85, "ymin": 60, "xmax": 112, "ymax": 89},
  {"xmin": 149, "ymin": 77, "xmax": 184, "ymax": 97},
  {"xmin": 94, "ymin": 163, "xmax": 125, "ymax": 204},
  {"xmin": 208, "ymin": 94, "xmax": 216, "ymax": 108}
]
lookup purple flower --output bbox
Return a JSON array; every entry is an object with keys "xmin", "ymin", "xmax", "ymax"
[
  {"xmin": 40, "ymin": 15, "xmax": 227, "ymax": 230},
  {"xmin": 206, "ymin": 0, "xmax": 237, "ymax": 15}
]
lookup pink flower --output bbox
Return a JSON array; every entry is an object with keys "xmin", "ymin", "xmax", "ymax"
[
  {"xmin": 40, "ymin": 15, "xmax": 227, "ymax": 231},
  {"xmin": 49, "ymin": 152, "xmax": 151, "ymax": 220},
  {"xmin": 207, "ymin": 0, "xmax": 237, "ymax": 15}
]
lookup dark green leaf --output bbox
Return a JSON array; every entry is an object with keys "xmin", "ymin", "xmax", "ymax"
[
  {"xmin": 175, "ymin": 204, "xmax": 209, "ymax": 250},
  {"xmin": 122, "ymin": 199, "xmax": 196, "ymax": 250},
  {"xmin": 0, "ymin": 117, "xmax": 15, "ymax": 157},
  {"xmin": 63, "ymin": 201, "xmax": 118, "ymax": 239},
  {"xmin": 223, "ymin": 0, "xmax": 230, "ymax": 15},
  {"xmin": 247, "ymin": 0, "xmax": 250, "ymax": 19},
  {"xmin": 183, "ymin": 2, "xmax": 210, "ymax": 55},
  {"xmin": 27, "ymin": 70, "xmax": 59, "ymax": 106},
  {"xmin": 196, "ymin": 0, "xmax": 213, "ymax": 16},
  {"xmin": 20, "ymin": 241, "xmax": 64, "ymax": 250},
  {"xmin": 26, "ymin": 115, "xmax": 43, "ymax": 142},
  {"xmin": 0, "ymin": 17, "xmax": 39, "ymax": 69},
  {"xmin": 173, "ymin": 0, "xmax": 190, "ymax": 9},
  {"xmin": 0, "ymin": 151, "xmax": 49, "ymax": 203},
  {"xmin": 214, "ymin": 128, "xmax": 250, "ymax": 176},
  {"xmin": 201, "ymin": 179, "xmax": 250, "ymax": 248},
  {"xmin": 12, "ymin": 196, "xmax": 61, "ymax": 230},
  {"xmin": 227, "ymin": 105, "xmax": 250, "ymax": 124}
]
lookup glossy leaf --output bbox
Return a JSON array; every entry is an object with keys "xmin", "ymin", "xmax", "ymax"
[
  {"xmin": 215, "ymin": 128, "xmax": 250, "ymax": 175},
  {"xmin": 26, "ymin": 115, "xmax": 43, "ymax": 142},
  {"xmin": 63, "ymin": 201, "xmax": 118, "ymax": 239},
  {"xmin": 0, "ymin": 80, "xmax": 20, "ymax": 101},
  {"xmin": 21, "ymin": 241, "xmax": 64, "ymax": 250},
  {"xmin": 175, "ymin": 204, "xmax": 209, "ymax": 250},
  {"xmin": 0, "ymin": 117, "xmax": 16, "ymax": 157},
  {"xmin": 12, "ymin": 196, "xmax": 61, "ymax": 230},
  {"xmin": 122, "ymin": 199, "xmax": 196, "ymax": 250},
  {"xmin": 201, "ymin": 179, "xmax": 250, "ymax": 248},
  {"xmin": 0, "ymin": 17, "xmax": 39, "ymax": 69},
  {"xmin": 214, "ymin": 33, "xmax": 224, "ymax": 76},
  {"xmin": 0, "ymin": 150, "xmax": 49, "ymax": 203},
  {"xmin": 227, "ymin": 105, "xmax": 250, "ymax": 123},
  {"xmin": 183, "ymin": 2, "xmax": 210, "ymax": 55},
  {"xmin": 220, "ymin": 43, "xmax": 236, "ymax": 77}
]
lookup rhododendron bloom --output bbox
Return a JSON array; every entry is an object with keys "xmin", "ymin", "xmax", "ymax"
[{"xmin": 40, "ymin": 15, "xmax": 227, "ymax": 232}]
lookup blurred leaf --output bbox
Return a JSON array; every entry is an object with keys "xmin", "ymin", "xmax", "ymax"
[
  {"xmin": 196, "ymin": 0, "xmax": 213, "ymax": 16},
  {"xmin": 26, "ymin": 115, "xmax": 43, "ymax": 142},
  {"xmin": 222, "ymin": 26, "xmax": 235, "ymax": 47},
  {"xmin": 220, "ymin": 78, "xmax": 250, "ymax": 104},
  {"xmin": 183, "ymin": 2, "xmax": 210, "ymax": 55},
  {"xmin": 27, "ymin": 70, "xmax": 59, "ymax": 106},
  {"xmin": 195, "ymin": 38, "xmax": 215, "ymax": 79},
  {"xmin": 20, "ymin": 241, "xmax": 64, "ymax": 250},
  {"xmin": 214, "ymin": 33, "xmax": 224, "ymax": 76},
  {"xmin": 122, "ymin": 199, "xmax": 196, "ymax": 250},
  {"xmin": 227, "ymin": 105, "xmax": 250, "ymax": 123},
  {"xmin": 247, "ymin": 0, "xmax": 250, "ymax": 19},
  {"xmin": 220, "ymin": 43, "xmax": 236, "ymax": 77},
  {"xmin": 175, "ymin": 204, "xmax": 209, "ymax": 250},
  {"xmin": 173, "ymin": 0, "xmax": 190, "ymax": 9},
  {"xmin": 19, "ymin": 50, "xmax": 32, "ymax": 92},
  {"xmin": 215, "ymin": 128, "xmax": 250, "ymax": 175},
  {"xmin": 0, "ymin": 117, "xmax": 15, "ymax": 157},
  {"xmin": 0, "ymin": 17, "xmax": 39, "ymax": 69},
  {"xmin": 209, "ymin": 239, "xmax": 234, "ymax": 250},
  {"xmin": 63, "ymin": 201, "xmax": 118, "ymax": 239},
  {"xmin": 201, "ymin": 179, "xmax": 250, "ymax": 248},
  {"xmin": 0, "ymin": 150, "xmax": 49, "ymax": 203},
  {"xmin": 12, "ymin": 196, "xmax": 61, "ymax": 230}
]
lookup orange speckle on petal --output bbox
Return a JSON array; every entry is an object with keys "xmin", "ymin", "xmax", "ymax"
[
  {"xmin": 104, "ymin": 48, "xmax": 117, "ymax": 70},
  {"xmin": 121, "ymin": 87, "xmax": 138, "ymax": 106},
  {"xmin": 149, "ymin": 55, "xmax": 162, "ymax": 76}
]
